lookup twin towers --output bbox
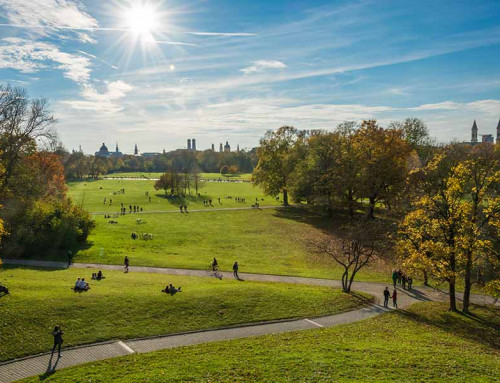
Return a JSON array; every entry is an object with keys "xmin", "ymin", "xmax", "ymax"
[{"xmin": 187, "ymin": 139, "xmax": 197, "ymax": 151}]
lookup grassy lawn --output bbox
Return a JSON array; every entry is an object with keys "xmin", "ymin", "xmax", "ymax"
[
  {"xmin": 22, "ymin": 302, "xmax": 500, "ymax": 382},
  {"xmin": 103, "ymin": 172, "xmax": 253, "ymax": 181},
  {"xmin": 72, "ymin": 208, "xmax": 391, "ymax": 281},
  {"xmin": 67, "ymin": 178, "xmax": 278, "ymax": 213},
  {"xmin": 0, "ymin": 267, "xmax": 369, "ymax": 362}
]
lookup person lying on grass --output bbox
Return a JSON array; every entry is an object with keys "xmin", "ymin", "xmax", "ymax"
[{"xmin": 161, "ymin": 284, "xmax": 182, "ymax": 295}]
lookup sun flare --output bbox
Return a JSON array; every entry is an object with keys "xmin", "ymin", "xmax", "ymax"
[{"xmin": 125, "ymin": 3, "xmax": 157, "ymax": 39}]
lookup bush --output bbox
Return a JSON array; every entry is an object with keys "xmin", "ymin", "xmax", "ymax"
[{"xmin": 220, "ymin": 165, "xmax": 230, "ymax": 175}]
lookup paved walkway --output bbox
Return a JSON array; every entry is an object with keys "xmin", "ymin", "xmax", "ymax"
[
  {"xmin": 91, "ymin": 204, "xmax": 282, "ymax": 216},
  {"xmin": 1, "ymin": 259, "xmax": 497, "ymax": 383}
]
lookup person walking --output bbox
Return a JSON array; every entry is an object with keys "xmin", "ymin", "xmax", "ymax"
[
  {"xmin": 383, "ymin": 287, "xmax": 390, "ymax": 308},
  {"xmin": 124, "ymin": 256, "xmax": 129, "ymax": 273},
  {"xmin": 391, "ymin": 289, "xmax": 398, "ymax": 308},
  {"xmin": 233, "ymin": 261, "xmax": 239, "ymax": 279},
  {"xmin": 51, "ymin": 326, "xmax": 64, "ymax": 357},
  {"xmin": 212, "ymin": 257, "xmax": 218, "ymax": 272},
  {"xmin": 391, "ymin": 270, "xmax": 398, "ymax": 288},
  {"xmin": 407, "ymin": 276, "xmax": 413, "ymax": 290}
]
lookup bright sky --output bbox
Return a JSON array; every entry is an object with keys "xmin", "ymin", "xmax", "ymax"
[{"xmin": 0, "ymin": 0, "xmax": 499, "ymax": 154}]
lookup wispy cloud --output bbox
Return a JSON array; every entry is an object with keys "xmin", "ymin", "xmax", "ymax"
[
  {"xmin": 187, "ymin": 32, "xmax": 257, "ymax": 37},
  {"xmin": 62, "ymin": 80, "xmax": 133, "ymax": 112},
  {"xmin": 0, "ymin": 37, "xmax": 91, "ymax": 83},
  {"xmin": 240, "ymin": 60, "xmax": 287, "ymax": 74},
  {"xmin": 0, "ymin": 0, "xmax": 98, "ymax": 43}
]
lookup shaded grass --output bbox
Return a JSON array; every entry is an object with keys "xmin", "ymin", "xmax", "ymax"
[
  {"xmin": 22, "ymin": 302, "xmax": 500, "ymax": 382},
  {"xmin": 103, "ymin": 172, "xmax": 252, "ymax": 181},
  {"xmin": 0, "ymin": 267, "xmax": 369, "ymax": 362}
]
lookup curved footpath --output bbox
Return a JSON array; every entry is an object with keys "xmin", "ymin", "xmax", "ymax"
[{"xmin": 1, "ymin": 259, "xmax": 498, "ymax": 383}]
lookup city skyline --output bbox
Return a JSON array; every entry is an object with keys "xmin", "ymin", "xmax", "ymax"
[{"xmin": 0, "ymin": 0, "xmax": 499, "ymax": 153}]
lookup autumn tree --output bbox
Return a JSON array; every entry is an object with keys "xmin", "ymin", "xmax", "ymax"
[
  {"xmin": 253, "ymin": 126, "xmax": 307, "ymax": 206},
  {"xmin": 399, "ymin": 146, "xmax": 468, "ymax": 311},
  {"xmin": 354, "ymin": 120, "xmax": 412, "ymax": 219}
]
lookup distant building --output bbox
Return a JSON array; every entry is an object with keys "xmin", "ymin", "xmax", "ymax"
[
  {"xmin": 224, "ymin": 141, "xmax": 231, "ymax": 152},
  {"xmin": 465, "ymin": 119, "xmax": 499, "ymax": 145},
  {"xmin": 95, "ymin": 142, "xmax": 123, "ymax": 157},
  {"xmin": 192, "ymin": 138, "xmax": 196, "ymax": 151},
  {"xmin": 187, "ymin": 139, "xmax": 191, "ymax": 150},
  {"xmin": 142, "ymin": 152, "xmax": 161, "ymax": 158},
  {"xmin": 219, "ymin": 143, "xmax": 223, "ymax": 153},
  {"xmin": 211, "ymin": 143, "xmax": 215, "ymax": 151},
  {"xmin": 134, "ymin": 144, "xmax": 139, "ymax": 156}
]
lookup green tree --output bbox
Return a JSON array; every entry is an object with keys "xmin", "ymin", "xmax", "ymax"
[{"xmin": 253, "ymin": 126, "xmax": 306, "ymax": 206}]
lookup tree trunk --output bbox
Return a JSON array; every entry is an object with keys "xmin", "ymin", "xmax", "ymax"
[
  {"xmin": 347, "ymin": 190, "xmax": 354, "ymax": 216},
  {"xmin": 463, "ymin": 253, "xmax": 472, "ymax": 314},
  {"xmin": 283, "ymin": 189, "xmax": 289, "ymax": 206},
  {"xmin": 342, "ymin": 270, "xmax": 349, "ymax": 292},
  {"xmin": 449, "ymin": 280, "xmax": 457, "ymax": 312},
  {"xmin": 367, "ymin": 197, "xmax": 375, "ymax": 220},
  {"xmin": 423, "ymin": 270, "xmax": 429, "ymax": 286}
]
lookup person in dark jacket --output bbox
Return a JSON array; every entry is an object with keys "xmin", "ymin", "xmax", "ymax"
[
  {"xmin": 392, "ymin": 289, "xmax": 398, "ymax": 308},
  {"xmin": 233, "ymin": 261, "xmax": 239, "ymax": 279},
  {"xmin": 51, "ymin": 326, "xmax": 64, "ymax": 357},
  {"xmin": 383, "ymin": 287, "xmax": 390, "ymax": 308}
]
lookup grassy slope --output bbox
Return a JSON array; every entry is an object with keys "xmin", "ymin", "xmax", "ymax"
[
  {"xmin": 0, "ymin": 267, "xmax": 368, "ymax": 362},
  {"xmin": 67, "ymin": 178, "xmax": 277, "ymax": 213},
  {"xmin": 24, "ymin": 302, "xmax": 500, "ymax": 382},
  {"xmin": 73, "ymin": 208, "xmax": 389, "ymax": 281}
]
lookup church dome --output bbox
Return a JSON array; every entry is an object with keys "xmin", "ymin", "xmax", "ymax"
[{"xmin": 99, "ymin": 143, "xmax": 108, "ymax": 152}]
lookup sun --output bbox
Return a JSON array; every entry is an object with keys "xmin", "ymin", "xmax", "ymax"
[{"xmin": 124, "ymin": 3, "xmax": 157, "ymax": 39}]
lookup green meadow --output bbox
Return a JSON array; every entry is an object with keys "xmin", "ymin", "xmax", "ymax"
[
  {"xmin": 67, "ymin": 177, "xmax": 278, "ymax": 213},
  {"xmin": 0, "ymin": 267, "xmax": 368, "ymax": 362},
  {"xmin": 22, "ymin": 302, "xmax": 500, "ymax": 382}
]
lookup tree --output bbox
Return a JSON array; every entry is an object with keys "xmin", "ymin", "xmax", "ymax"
[
  {"xmin": 229, "ymin": 165, "xmax": 238, "ymax": 174},
  {"xmin": 454, "ymin": 144, "xmax": 500, "ymax": 312},
  {"xmin": 220, "ymin": 165, "xmax": 229, "ymax": 175},
  {"xmin": 354, "ymin": 120, "xmax": 412, "ymax": 219},
  {"xmin": 0, "ymin": 84, "xmax": 56, "ymax": 197},
  {"xmin": 315, "ymin": 221, "xmax": 378, "ymax": 292},
  {"xmin": 191, "ymin": 166, "xmax": 205, "ymax": 194},
  {"xmin": 398, "ymin": 145, "xmax": 470, "ymax": 311},
  {"xmin": 253, "ymin": 126, "xmax": 306, "ymax": 206}
]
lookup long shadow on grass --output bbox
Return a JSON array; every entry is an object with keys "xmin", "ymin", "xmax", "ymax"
[
  {"xmin": 272, "ymin": 206, "xmax": 332, "ymax": 231},
  {"xmin": 395, "ymin": 303, "xmax": 500, "ymax": 350}
]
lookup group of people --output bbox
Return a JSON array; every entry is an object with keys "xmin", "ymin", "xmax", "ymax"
[
  {"xmin": 391, "ymin": 269, "xmax": 413, "ymax": 290},
  {"xmin": 383, "ymin": 287, "xmax": 398, "ymax": 308},
  {"xmin": 103, "ymin": 197, "xmax": 113, "ymax": 205},
  {"xmin": 203, "ymin": 200, "xmax": 214, "ymax": 207},
  {"xmin": 211, "ymin": 257, "xmax": 240, "ymax": 280},
  {"xmin": 91, "ymin": 271, "xmax": 104, "ymax": 280},
  {"xmin": 73, "ymin": 277, "xmax": 90, "ymax": 291},
  {"xmin": 161, "ymin": 284, "xmax": 182, "ymax": 295}
]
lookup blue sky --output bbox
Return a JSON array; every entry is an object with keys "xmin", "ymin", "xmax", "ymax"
[{"xmin": 0, "ymin": 0, "xmax": 499, "ymax": 154}]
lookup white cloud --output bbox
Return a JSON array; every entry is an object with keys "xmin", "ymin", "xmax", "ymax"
[
  {"xmin": 0, "ymin": 0, "xmax": 98, "ymax": 43},
  {"xmin": 62, "ymin": 80, "xmax": 133, "ymax": 112},
  {"xmin": 0, "ymin": 37, "xmax": 91, "ymax": 83},
  {"xmin": 412, "ymin": 100, "xmax": 500, "ymax": 115},
  {"xmin": 240, "ymin": 60, "xmax": 287, "ymax": 74}
]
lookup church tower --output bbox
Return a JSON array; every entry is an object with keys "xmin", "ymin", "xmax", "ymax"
[
  {"xmin": 219, "ymin": 143, "xmax": 223, "ymax": 153},
  {"xmin": 471, "ymin": 120, "xmax": 478, "ymax": 143},
  {"xmin": 211, "ymin": 143, "xmax": 215, "ymax": 151},
  {"xmin": 134, "ymin": 144, "xmax": 139, "ymax": 156},
  {"xmin": 192, "ymin": 138, "xmax": 196, "ymax": 151},
  {"xmin": 497, "ymin": 119, "xmax": 500, "ymax": 144},
  {"xmin": 187, "ymin": 139, "xmax": 191, "ymax": 150}
]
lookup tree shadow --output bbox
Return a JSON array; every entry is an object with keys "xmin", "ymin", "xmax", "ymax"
[{"xmin": 395, "ymin": 303, "xmax": 500, "ymax": 350}]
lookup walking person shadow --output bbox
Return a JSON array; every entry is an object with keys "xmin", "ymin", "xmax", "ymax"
[{"xmin": 41, "ymin": 352, "xmax": 61, "ymax": 379}]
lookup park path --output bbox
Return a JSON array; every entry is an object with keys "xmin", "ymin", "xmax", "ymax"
[
  {"xmin": 91, "ymin": 204, "xmax": 282, "ymax": 215},
  {"xmin": 0, "ymin": 259, "xmax": 497, "ymax": 383}
]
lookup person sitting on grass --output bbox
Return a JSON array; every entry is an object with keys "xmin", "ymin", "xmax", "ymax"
[
  {"xmin": 74, "ymin": 278, "xmax": 81, "ymax": 289},
  {"xmin": 97, "ymin": 270, "xmax": 104, "ymax": 280},
  {"xmin": 161, "ymin": 285, "xmax": 170, "ymax": 294},
  {"xmin": 0, "ymin": 283, "xmax": 9, "ymax": 295},
  {"xmin": 168, "ymin": 284, "xmax": 181, "ymax": 294},
  {"xmin": 91, "ymin": 273, "xmax": 97, "ymax": 280}
]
